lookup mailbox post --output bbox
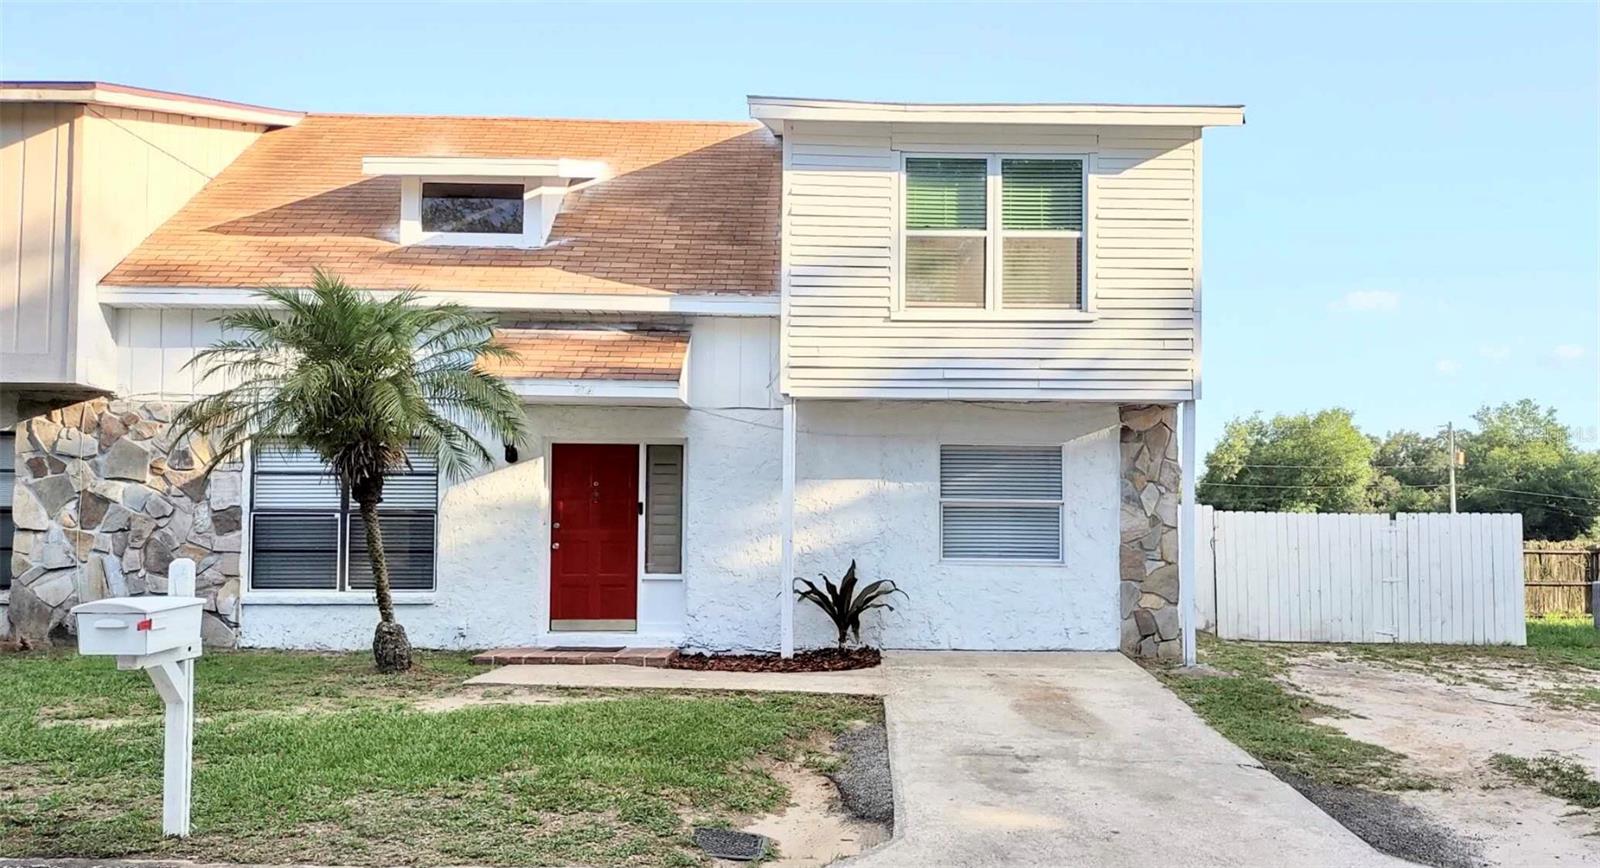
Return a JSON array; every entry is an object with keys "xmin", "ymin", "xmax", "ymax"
[{"xmin": 70, "ymin": 559, "xmax": 204, "ymax": 837}]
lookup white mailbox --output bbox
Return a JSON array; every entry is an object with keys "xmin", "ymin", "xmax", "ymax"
[
  {"xmin": 73, "ymin": 596, "xmax": 204, "ymax": 658},
  {"xmin": 69, "ymin": 558, "xmax": 204, "ymax": 838}
]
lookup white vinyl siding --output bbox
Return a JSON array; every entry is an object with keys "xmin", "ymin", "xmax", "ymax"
[
  {"xmin": 939, "ymin": 445, "xmax": 1063, "ymax": 561},
  {"xmin": 249, "ymin": 446, "xmax": 438, "ymax": 591},
  {"xmin": 782, "ymin": 121, "xmax": 1200, "ymax": 401},
  {"xmin": 644, "ymin": 444, "xmax": 684, "ymax": 574}
]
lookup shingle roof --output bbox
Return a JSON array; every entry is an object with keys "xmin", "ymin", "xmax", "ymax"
[
  {"xmin": 102, "ymin": 114, "xmax": 779, "ymax": 296},
  {"xmin": 485, "ymin": 327, "xmax": 689, "ymax": 381}
]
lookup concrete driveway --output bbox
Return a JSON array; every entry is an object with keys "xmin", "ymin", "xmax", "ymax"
[{"xmin": 844, "ymin": 652, "xmax": 1399, "ymax": 868}]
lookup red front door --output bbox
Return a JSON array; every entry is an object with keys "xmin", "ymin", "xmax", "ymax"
[{"xmin": 550, "ymin": 443, "xmax": 638, "ymax": 629}]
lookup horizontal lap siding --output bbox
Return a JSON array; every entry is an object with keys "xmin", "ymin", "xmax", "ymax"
[{"xmin": 783, "ymin": 121, "xmax": 1200, "ymax": 400}]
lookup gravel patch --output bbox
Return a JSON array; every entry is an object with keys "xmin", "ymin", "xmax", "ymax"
[
  {"xmin": 1275, "ymin": 771, "xmax": 1485, "ymax": 868},
  {"xmin": 829, "ymin": 723, "xmax": 894, "ymax": 827}
]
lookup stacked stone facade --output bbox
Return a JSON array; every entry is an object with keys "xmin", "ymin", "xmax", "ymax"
[
  {"xmin": 7, "ymin": 399, "xmax": 242, "ymax": 646},
  {"xmin": 1119, "ymin": 404, "xmax": 1181, "ymax": 659}
]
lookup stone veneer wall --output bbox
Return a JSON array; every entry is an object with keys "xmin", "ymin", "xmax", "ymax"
[
  {"xmin": 1119, "ymin": 404, "xmax": 1181, "ymax": 659},
  {"xmin": 7, "ymin": 398, "xmax": 243, "ymax": 646}
]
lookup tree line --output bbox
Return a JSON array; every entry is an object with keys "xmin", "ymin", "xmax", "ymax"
[{"xmin": 1199, "ymin": 400, "xmax": 1600, "ymax": 541}]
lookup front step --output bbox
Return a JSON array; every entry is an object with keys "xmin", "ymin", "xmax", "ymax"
[{"xmin": 471, "ymin": 646, "xmax": 678, "ymax": 667}]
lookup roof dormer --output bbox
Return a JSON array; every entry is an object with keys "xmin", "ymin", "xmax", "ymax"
[{"xmin": 361, "ymin": 156, "xmax": 610, "ymax": 249}]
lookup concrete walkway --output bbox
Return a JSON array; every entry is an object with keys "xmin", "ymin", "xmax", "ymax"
[
  {"xmin": 846, "ymin": 652, "xmax": 1399, "ymax": 868},
  {"xmin": 466, "ymin": 662, "xmax": 886, "ymax": 695}
]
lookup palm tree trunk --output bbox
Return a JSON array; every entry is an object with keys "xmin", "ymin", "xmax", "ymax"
[{"xmin": 356, "ymin": 479, "xmax": 411, "ymax": 673}]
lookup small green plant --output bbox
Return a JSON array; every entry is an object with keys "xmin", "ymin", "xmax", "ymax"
[
  {"xmin": 794, "ymin": 560, "xmax": 905, "ymax": 650},
  {"xmin": 1489, "ymin": 753, "xmax": 1600, "ymax": 810}
]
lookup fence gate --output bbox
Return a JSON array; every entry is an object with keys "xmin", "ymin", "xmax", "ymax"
[{"xmin": 1207, "ymin": 511, "xmax": 1525, "ymax": 646}]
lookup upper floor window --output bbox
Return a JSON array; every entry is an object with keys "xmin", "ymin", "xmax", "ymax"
[
  {"xmin": 903, "ymin": 156, "xmax": 1085, "ymax": 311},
  {"xmin": 421, "ymin": 182, "xmax": 525, "ymax": 235}
]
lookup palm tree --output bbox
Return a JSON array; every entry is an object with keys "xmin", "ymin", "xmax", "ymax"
[{"xmin": 174, "ymin": 269, "xmax": 526, "ymax": 672}]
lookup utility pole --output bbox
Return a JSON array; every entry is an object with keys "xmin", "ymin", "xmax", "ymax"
[{"xmin": 1447, "ymin": 423, "xmax": 1457, "ymax": 514}]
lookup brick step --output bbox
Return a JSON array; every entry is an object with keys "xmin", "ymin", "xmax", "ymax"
[{"xmin": 472, "ymin": 646, "xmax": 678, "ymax": 667}]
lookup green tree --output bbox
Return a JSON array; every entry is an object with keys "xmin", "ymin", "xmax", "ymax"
[
  {"xmin": 1455, "ymin": 400, "xmax": 1600, "ymax": 540},
  {"xmin": 1370, "ymin": 429, "xmax": 1449, "ymax": 513},
  {"xmin": 175, "ymin": 271, "xmax": 526, "ymax": 672},
  {"xmin": 1199, "ymin": 409, "xmax": 1377, "ymax": 512}
]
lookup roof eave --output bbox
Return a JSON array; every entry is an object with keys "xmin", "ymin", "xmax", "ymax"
[
  {"xmin": 747, "ymin": 96, "xmax": 1245, "ymax": 131},
  {"xmin": 0, "ymin": 81, "xmax": 302, "ymax": 127}
]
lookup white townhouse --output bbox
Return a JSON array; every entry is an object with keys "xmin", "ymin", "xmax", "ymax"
[{"xmin": 0, "ymin": 82, "xmax": 1243, "ymax": 659}]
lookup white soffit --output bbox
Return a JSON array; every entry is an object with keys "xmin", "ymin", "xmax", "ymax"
[
  {"xmin": 747, "ymin": 96, "xmax": 1246, "ymax": 130},
  {"xmin": 361, "ymin": 156, "xmax": 612, "ymax": 180},
  {"xmin": 508, "ymin": 379, "xmax": 687, "ymax": 406}
]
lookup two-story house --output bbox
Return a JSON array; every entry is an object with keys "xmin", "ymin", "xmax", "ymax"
[{"xmin": 1, "ymin": 82, "xmax": 1242, "ymax": 660}]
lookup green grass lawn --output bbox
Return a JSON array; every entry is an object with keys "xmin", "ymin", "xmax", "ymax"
[{"xmin": 0, "ymin": 650, "xmax": 877, "ymax": 866}]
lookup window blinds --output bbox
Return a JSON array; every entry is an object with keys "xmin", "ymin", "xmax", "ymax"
[{"xmin": 939, "ymin": 445, "xmax": 1064, "ymax": 561}]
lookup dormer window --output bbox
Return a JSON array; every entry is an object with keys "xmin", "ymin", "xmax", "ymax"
[
  {"xmin": 421, "ymin": 182, "xmax": 524, "ymax": 235},
  {"xmin": 362, "ymin": 156, "xmax": 610, "ymax": 249}
]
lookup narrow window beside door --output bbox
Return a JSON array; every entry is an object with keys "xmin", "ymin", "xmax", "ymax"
[
  {"xmin": 644, "ymin": 444, "xmax": 683, "ymax": 574},
  {"xmin": 939, "ymin": 445, "xmax": 1064, "ymax": 562}
]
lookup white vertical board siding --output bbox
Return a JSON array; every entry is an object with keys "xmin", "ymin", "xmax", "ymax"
[
  {"xmin": 1210, "ymin": 511, "xmax": 1525, "ymax": 645},
  {"xmin": 1, "ymin": 102, "xmax": 78, "ymax": 383},
  {"xmin": 782, "ymin": 120, "xmax": 1200, "ymax": 401},
  {"xmin": 686, "ymin": 316, "xmax": 780, "ymax": 409},
  {"xmin": 76, "ymin": 108, "xmax": 265, "ymax": 391},
  {"xmin": 119, "ymin": 308, "xmax": 234, "ymax": 399}
]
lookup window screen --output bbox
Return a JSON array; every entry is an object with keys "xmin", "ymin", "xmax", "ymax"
[
  {"xmin": 420, "ymin": 182, "xmax": 524, "ymax": 234},
  {"xmin": 250, "ymin": 445, "xmax": 438, "ymax": 591},
  {"xmin": 1000, "ymin": 159, "xmax": 1084, "ymax": 308},
  {"xmin": 939, "ymin": 445, "xmax": 1063, "ymax": 561},
  {"xmin": 644, "ymin": 445, "xmax": 684, "ymax": 574},
  {"xmin": 904, "ymin": 158, "xmax": 988, "ymax": 308}
]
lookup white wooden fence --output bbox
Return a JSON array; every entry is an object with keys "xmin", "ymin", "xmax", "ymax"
[{"xmin": 1196, "ymin": 508, "xmax": 1526, "ymax": 645}]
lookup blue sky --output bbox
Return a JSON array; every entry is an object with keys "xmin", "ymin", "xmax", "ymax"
[{"xmin": 3, "ymin": 1, "xmax": 1595, "ymax": 454}]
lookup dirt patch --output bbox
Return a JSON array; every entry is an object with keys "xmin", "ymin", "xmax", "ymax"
[
  {"xmin": 410, "ymin": 686, "xmax": 604, "ymax": 712},
  {"xmin": 725, "ymin": 762, "xmax": 889, "ymax": 868},
  {"xmin": 1284, "ymin": 650, "xmax": 1600, "ymax": 864},
  {"xmin": 672, "ymin": 647, "xmax": 881, "ymax": 673}
]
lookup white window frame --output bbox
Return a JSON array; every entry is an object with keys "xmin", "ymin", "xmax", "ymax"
[
  {"xmin": 399, "ymin": 175, "xmax": 547, "ymax": 249},
  {"xmin": 895, "ymin": 152, "xmax": 1095, "ymax": 320},
  {"xmin": 937, "ymin": 443, "xmax": 1067, "ymax": 566},
  {"xmin": 244, "ymin": 444, "xmax": 442, "ymax": 596}
]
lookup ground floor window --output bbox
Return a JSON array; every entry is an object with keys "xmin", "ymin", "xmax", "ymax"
[
  {"xmin": 644, "ymin": 444, "xmax": 684, "ymax": 574},
  {"xmin": 939, "ymin": 444, "xmax": 1064, "ymax": 562},
  {"xmin": 0, "ymin": 430, "xmax": 13, "ymax": 589},
  {"xmin": 250, "ymin": 446, "xmax": 438, "ymax": 591}
]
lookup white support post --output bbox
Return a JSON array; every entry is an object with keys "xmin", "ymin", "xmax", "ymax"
[
  {"xmin": 780, "ymin": 398, "xmax": 797, "ymax": 658},
  {"xmin": 1179, "ymin": 400, "xmax": 1198, "ymax": 667},
  {"xmin": 162, "ymin": 558, "xmax": 197, "ymax": 837}
]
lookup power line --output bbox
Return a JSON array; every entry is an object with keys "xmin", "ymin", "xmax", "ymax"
[{"xmin": 1470, "ymin": 486, "xmax": 1600, "ymax": 504}]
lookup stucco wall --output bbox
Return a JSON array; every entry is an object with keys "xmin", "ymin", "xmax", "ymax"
[
  {"xmin": 792, "ymin": 402, "xmax": 1121, "ymax": 651},
  {"xmin": 237, "ymin": 400, "xmax": 1120, "ymax": 653},
  {"xmin": 239, "ymin": 405, "xmax": 784, "ymax": 651}
]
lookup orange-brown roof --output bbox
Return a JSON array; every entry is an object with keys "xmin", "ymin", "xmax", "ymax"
[
  {"xmin": 485, "ymin": 327, "xmax": 688, "ymax": 381},
  {"xmin": 103, "ymin": 114, "xmax": 779, "ymax": 296}
]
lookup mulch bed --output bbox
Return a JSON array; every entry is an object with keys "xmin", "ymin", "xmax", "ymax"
[{"xmin": 668, "ymin": 647, "xmax": 881, "ymax": 672}]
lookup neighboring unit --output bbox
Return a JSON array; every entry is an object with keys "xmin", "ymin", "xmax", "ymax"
[{"xmin": 1, "ymin": 82, "xmax": 1243, "ymax": 658}]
